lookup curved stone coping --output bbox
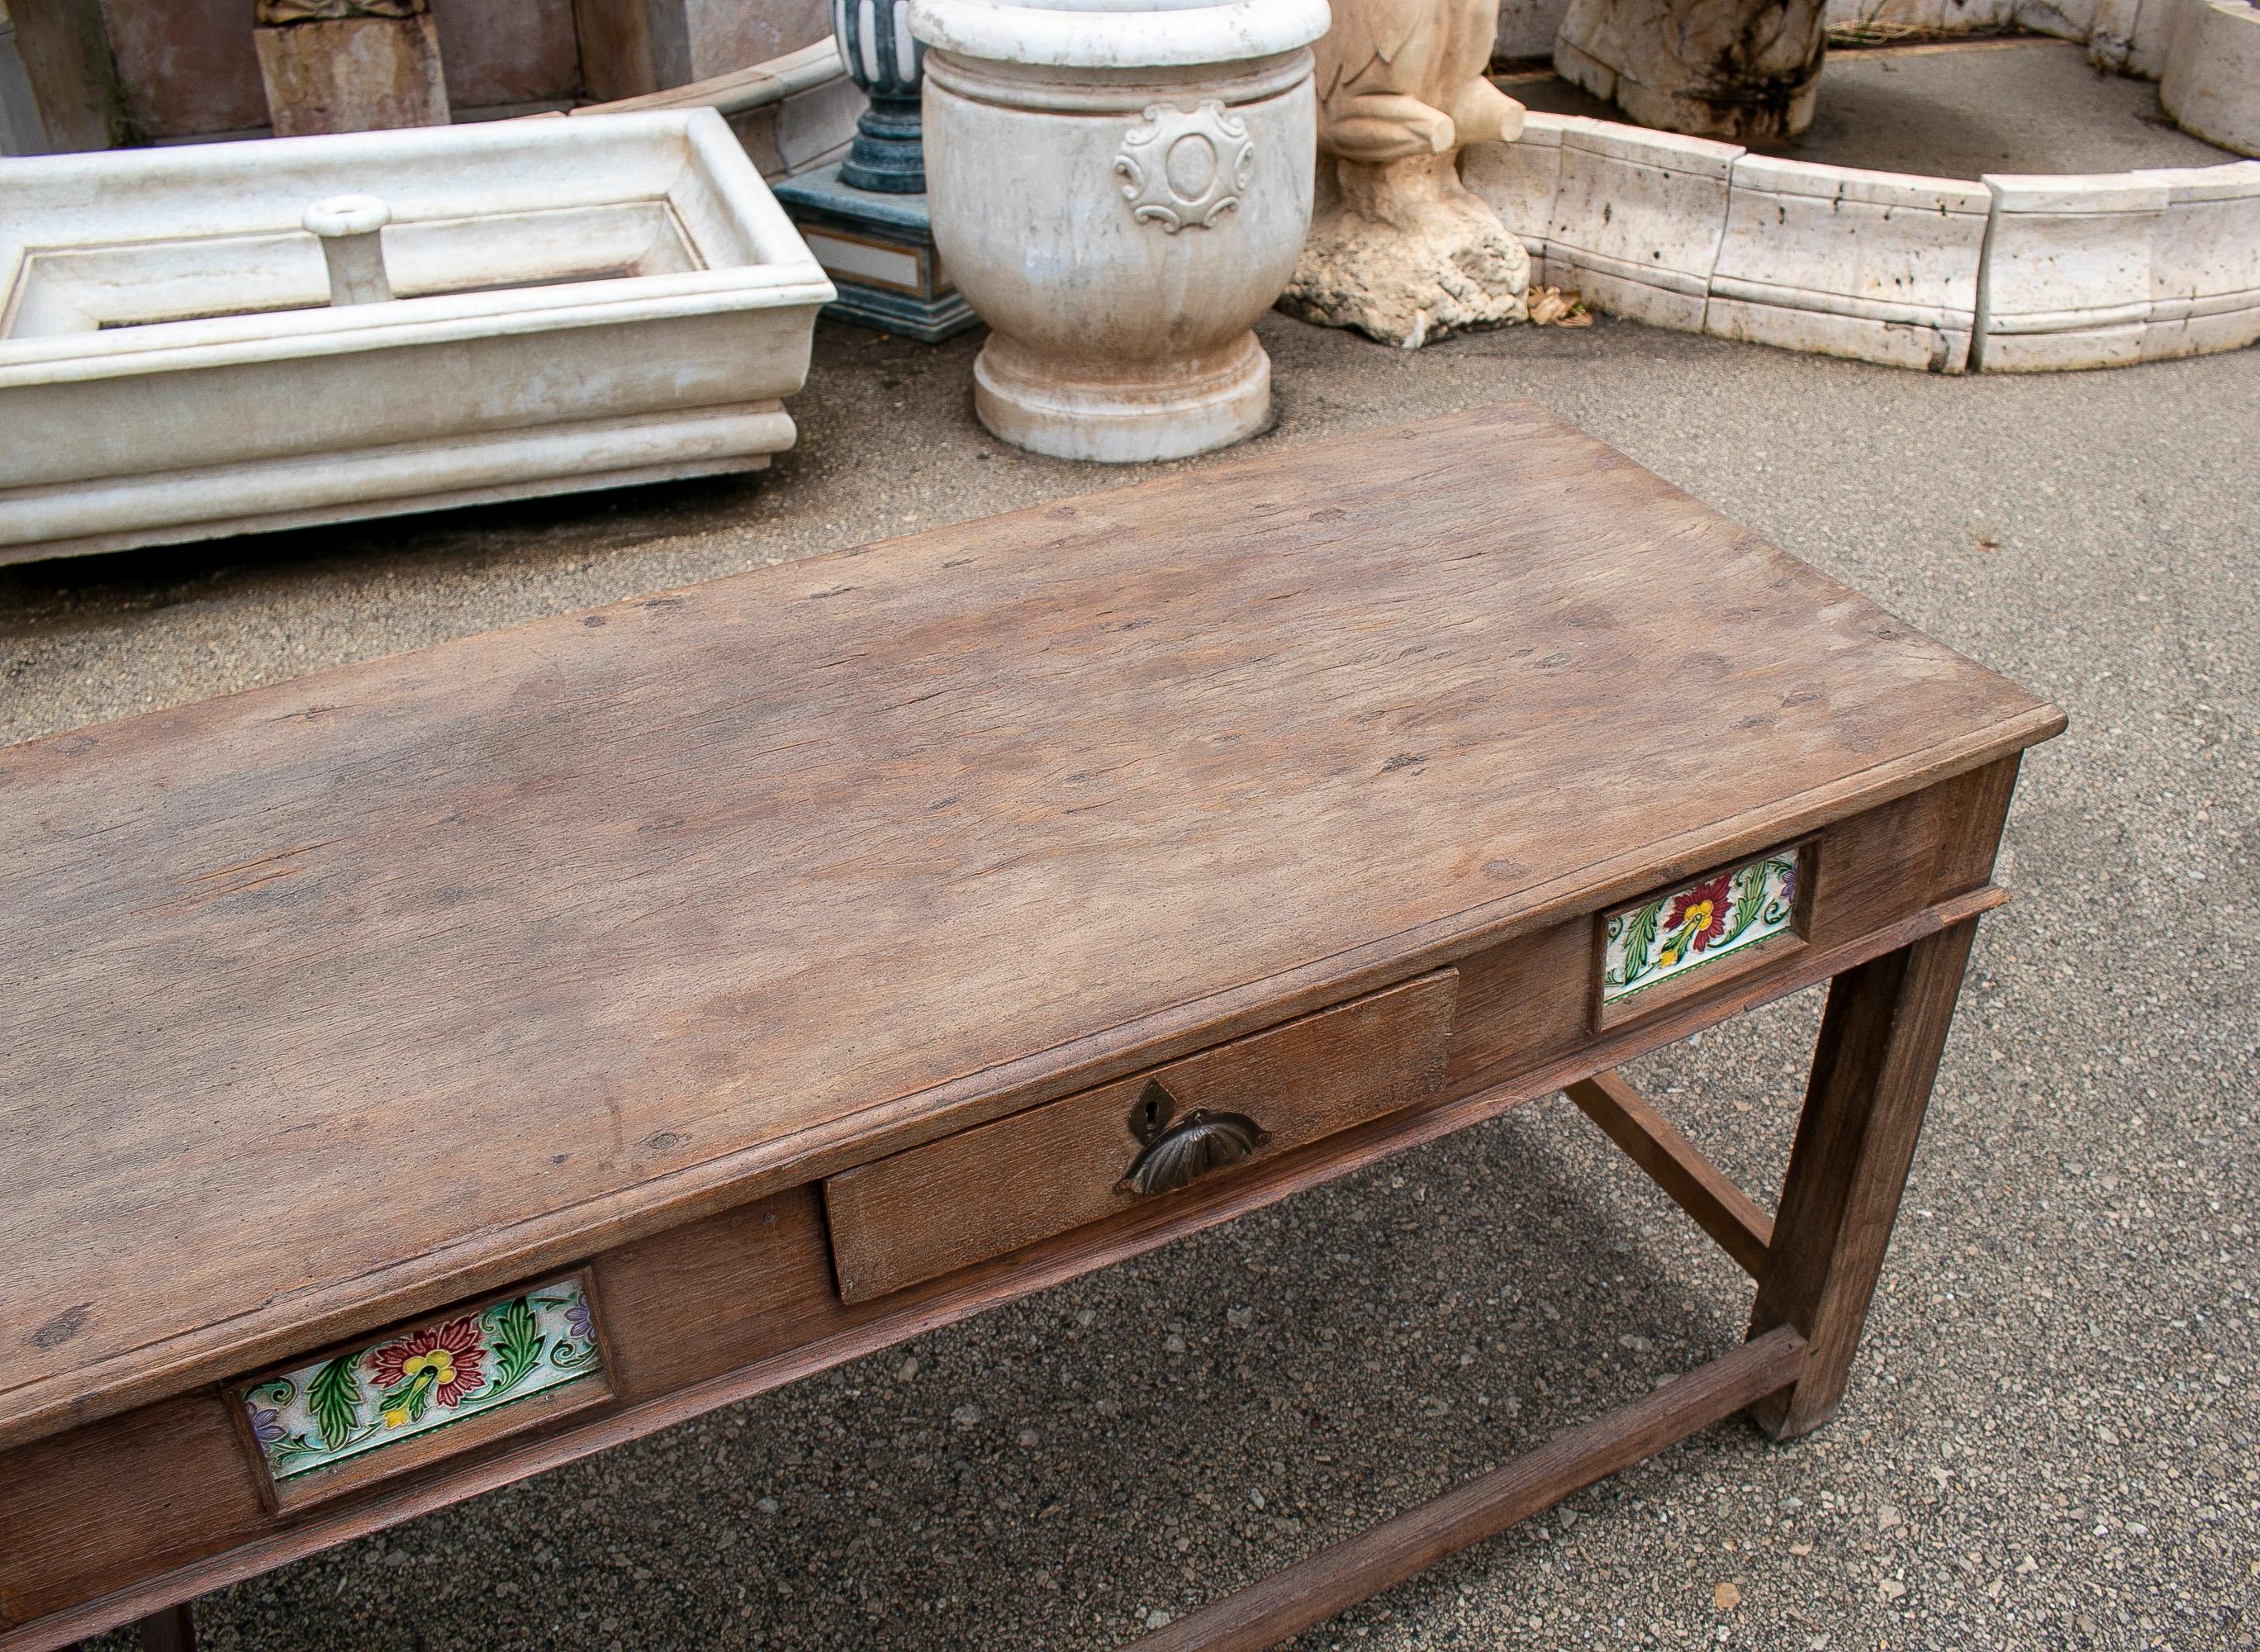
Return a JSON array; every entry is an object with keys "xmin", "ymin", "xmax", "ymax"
[
  {"xmin": 2161, "ymin": 0, "xmax": 2260, "ymax": 157},
  {"xmin": 571, "ymin": 37, "xmax": 862, "ymax": 182},
  {"xmin": 1463, "ymin": 111, "xmax": 2260, "ymax": 371}
]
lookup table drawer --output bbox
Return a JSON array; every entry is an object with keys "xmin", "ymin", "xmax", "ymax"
[{"xmin": 824, "ymin": 970, "xmax": 1459, "ymax": 1303}]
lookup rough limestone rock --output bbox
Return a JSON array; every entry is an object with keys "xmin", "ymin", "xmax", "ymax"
[
  {"xmin": 1552, "ymin": 0, "xmax": 1828, "ymax": 141},
  {"xmin": 1280, "ymin": 0, "xmax": 1531, "ymax": 349}
]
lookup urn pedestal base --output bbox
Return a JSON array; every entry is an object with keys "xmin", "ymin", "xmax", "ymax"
[
  {"xmin": 775, "ymin": 163, "xmax": 979, "ymax": 344},
  {"xmin": 971, "ymin": 331, "xmax": 1272, "ymax": 463}
]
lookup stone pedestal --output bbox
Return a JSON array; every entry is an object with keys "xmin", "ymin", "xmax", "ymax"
[
  {"xmin": 254, "ymin": 2, "xmax": 449, "ymax": 138},
  {"xmin": 775, "ymin": 162, "xmax": 977, "ymax": 340},
  {"xmin": 1553, "ymin": 0, "xmax": 1826, "ymax": 141},
  {"xmin": 833, "ymin": 0, "xmax": 926, "ymax": 191}
]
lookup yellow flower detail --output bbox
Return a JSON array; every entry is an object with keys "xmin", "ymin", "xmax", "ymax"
[{"xmin": 405, "ymin": 1349, "xmax": 457, "ymax": 1387}]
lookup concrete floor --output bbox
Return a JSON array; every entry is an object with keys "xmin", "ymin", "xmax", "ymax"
[
  {"xmin": 18, "ymin": 50, "xmax": 2258, "ymax": 1652},
  {"xmin": 1506, "ymin": 36, "xmax": 2240, "ymax": 177}
]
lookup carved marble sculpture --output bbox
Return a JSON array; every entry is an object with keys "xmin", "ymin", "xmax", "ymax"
[
  {"xmin": 1553, "ymin": 0, "xmax": 1828, "ymax": 140},
  {"xmin": 1280, "ymin": 0, "xmax": 1530, "ymax": 349}
]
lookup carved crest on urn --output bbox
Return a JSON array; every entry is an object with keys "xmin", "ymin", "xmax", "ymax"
[{"xmin": 1114, "ymin": 102, "xmax": 1257, "ymax": 234}]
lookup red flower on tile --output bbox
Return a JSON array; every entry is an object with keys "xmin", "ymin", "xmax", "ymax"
[
  {"xmin": 1662, "ymin": 873, "xmax": 1734, "ymax": 958},
  {"xmin": 369, "ymin": 1314, "xmax": 488, "ymax": 1426}
]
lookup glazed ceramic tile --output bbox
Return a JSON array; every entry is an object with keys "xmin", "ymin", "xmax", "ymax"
[
  {"xmin": 1602, "ymin": 849, "xmax": 1799, "ymax": 1006},
  {"xmin": 237, "ymin": 1275, "xmax": 602, "ymax": 1488}
]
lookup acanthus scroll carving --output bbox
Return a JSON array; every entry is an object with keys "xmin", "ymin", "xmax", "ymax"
[{"xmin": 1113, "ymin": 101, "xmax": 1255, "ymax": 234}]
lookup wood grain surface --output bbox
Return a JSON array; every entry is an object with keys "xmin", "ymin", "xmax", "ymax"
[{"xmin": 0, "ymin": 401, "xmax": 2063, "ymax": 1449}]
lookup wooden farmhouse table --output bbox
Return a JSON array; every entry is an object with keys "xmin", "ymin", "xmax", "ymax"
[{"xmin": 0, "ymin": 403, "xmax": 2063, "ymax": 1651}]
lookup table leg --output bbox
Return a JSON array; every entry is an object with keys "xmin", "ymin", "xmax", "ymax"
[
  {"xmin": 1748, "ymin": 917, "xmax": 1980, "ymax": 1441},
  {"xmin": 137, "ymin": 1604, "xmax": 195, "ymax": 1652}
]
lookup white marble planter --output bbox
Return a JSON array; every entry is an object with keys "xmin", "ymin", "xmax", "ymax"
[
  {"xmin": 0, "ymin": 111, "xmax": 832, "ymax": 564},
  {"xmin": 908, "ymin": 0, "xmax": 1330, "ymax": 463}
]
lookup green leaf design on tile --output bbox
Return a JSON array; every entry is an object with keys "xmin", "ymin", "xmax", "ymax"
[
  {"xmin": 306, "ymin": 1354, "xmax": 364, "ymax": 1452},
  {"xmin": 485, "ymin": 1295, "xmax": 547, "ymax": 1400},
  {"xmin": 1613, "ymin": 900, "xmax": 1661, "ymax": 987},
  {"xmin": 1726, "ymin": 862, "xmax": 1769, "ymax": 943}
]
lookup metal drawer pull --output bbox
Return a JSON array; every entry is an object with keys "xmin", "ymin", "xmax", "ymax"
[{"xmin": 1116, "ymin": 1079, "xmax": 1270, "ymax": 1197}]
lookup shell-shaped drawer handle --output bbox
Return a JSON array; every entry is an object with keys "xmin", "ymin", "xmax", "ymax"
[{"xmin": 1116, "ymin": 1078, "xmax": 1269, "ymax": 1198}]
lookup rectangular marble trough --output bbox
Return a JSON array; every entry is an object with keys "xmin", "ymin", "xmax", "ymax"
[{"xmin": 0, "ymin": 111, "xmax": 833, "ymax": 563}]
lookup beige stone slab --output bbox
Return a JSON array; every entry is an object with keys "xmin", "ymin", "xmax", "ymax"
[
  {"xmin": 1979, "ymin": 321, "xmax": 2149, "ymax": 370},
  {"xmin": 1715, "ymin": 154, "xmax": 1987, "ymax": 335},
  {"xmin": 254, "ymin": 12, "xmax": 450, "ymax": 138},
  {"xmin": 1460, "ymin": 118, "xmax": 1566, "ymax": 256},
  {"xmin": 1543, "ymin": 120, "xmax": 1739, "ymax": 316},
  {"xmin": 1978, "ymin": 173, "xmax": 2167, "ymax": 349},
  {"xmin": 2161, "ymin": 0, "xmax": 2260, "ymax": 155}
]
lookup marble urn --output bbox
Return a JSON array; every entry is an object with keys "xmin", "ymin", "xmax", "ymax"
[{"xmin": 908, "ymin": 0, "xmax": 1331, "ymax": 462}]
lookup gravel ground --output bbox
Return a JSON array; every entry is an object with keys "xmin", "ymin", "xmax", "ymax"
[{"xmin": 20, "ymin": 170, "xmax": 2258, "ymax": 1652}]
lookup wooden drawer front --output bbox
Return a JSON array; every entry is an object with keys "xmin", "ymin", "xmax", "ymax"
[
  {"xmin": 825, "ymin": 970, "xmax": 1460, "ymax": 1303},
  {"xmin": 1595, "ymin": 840, "xmax": 1812, "ymax": 1026},
  {"xmin": 228, "ymin": 1270, "xmax": 612, "ymax": 1509}
]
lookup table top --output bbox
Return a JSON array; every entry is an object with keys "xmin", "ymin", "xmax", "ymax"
[{"xmin": 0, "ymin": 401, "xmax": 2062, "ymax": 1448}]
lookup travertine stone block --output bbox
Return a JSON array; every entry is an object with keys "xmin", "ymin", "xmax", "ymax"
[
  {"xmin": 255, "ymin": 8, "xmax": 450, "ymax": 137},
  {"xmin": 1704, "ymin": 298, "xmax": 1970, "ymax": 372},
  {"xmin": 1975, "ymin": 173, "xmax": 2166, "ymax": 369},
  {"xmin": 2161, "ymin": 0, "xmax": 2260, "ymax": 157},
  {"xmin": 2140, "ymin": 161, "xmax": 2260, "ymax": 358},
  {"xmin": 1709, "ymin": 154, "xmax": 1988, "ymax": 372},
  {"xmin": 1458, "ymin": 112, "xmax": 1568, "ymax": 256},
  {"xmin": 1542, "ymin": 120, "xmax": 1739, "ymax": 327}
]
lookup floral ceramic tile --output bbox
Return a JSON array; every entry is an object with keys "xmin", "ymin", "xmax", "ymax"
[
  {"xmin": 1602, "ymin": 849, "xmax": 1800, "ymax": 1007},
  {"xmin": 238, "ymin": 1275, "xmax": 602, "ymax": 1489}
]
